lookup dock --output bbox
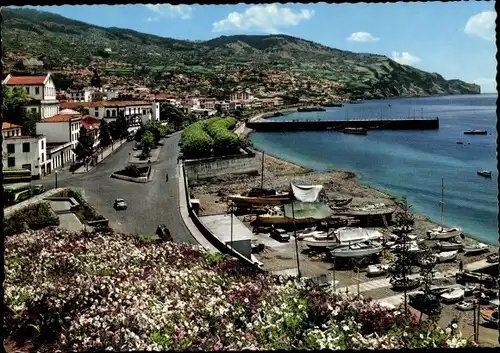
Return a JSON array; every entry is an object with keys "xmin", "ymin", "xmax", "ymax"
[{"xmin": 246, "ymin": 117, "xmax": 439, "ymax": 132}]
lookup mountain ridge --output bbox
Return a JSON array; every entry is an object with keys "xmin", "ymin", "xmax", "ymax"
[{"xmin": 2, "ymin": 7, "xmax": 480, "ymax": 98}]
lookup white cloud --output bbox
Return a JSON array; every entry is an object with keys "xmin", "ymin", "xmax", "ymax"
[
  {"xmin": 212, "ymin": 4, "xmax": 314, "ymax": 33},
  {"xmin": 464, "ymin": 10, "xmax": 496, "ymax": 41},
  {"xmin": 146, "ymin": 17, "xmax": 158, "ymax": 23},
  {"xmin": 346, "ymin": 32, "xmax": 379, "ymax": 42},
  {"xmin": 391, "ymin": 51, "xmax": 421, "ymax": 66},
  {"xmin": 472, "ymin": 78, "xmax": 497, "ymax": 93},
  {"xmin": 144, "ymin": 4, "xmax": 193, "ymax": 20}
]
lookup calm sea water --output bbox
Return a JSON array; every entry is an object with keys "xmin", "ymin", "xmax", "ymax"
[{"xmin": 250, "ymin": 94, "xmax": 499, "ymax": 245}]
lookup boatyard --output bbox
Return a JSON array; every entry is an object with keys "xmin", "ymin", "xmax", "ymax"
[{"xmin": 190, "ymin": 148, "xmax": 499, "ymax": 345}]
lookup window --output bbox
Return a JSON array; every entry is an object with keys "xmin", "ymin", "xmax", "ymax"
[
  {"xmin": 35, "ymin": 87, "xmax": 40, "ymax": 95},
  {"xmin": 41, "ymin": 154, "xmax": 45, "ymax": 163},
  {"xmin": 7, "ymin": 144, "xmax": 15, "ymax": 154},
  {"xmin": 41, "ymin": 140, "xmax": 44, "ymax": 149},
  {"xmin": 106, "ymin": 110, "xmax": 110, "ymax": 117},
  {"xmin": 7, "ymin": 157, "xmax": 15, "ymax": 168},
  {"xmin": 112, "ymin": 110, "xmax": 116, "ymax": 117},
  {"xmin": 31, "ymin": 108, "xmax": 37, "ymax": 113},
  {"xmin": 143, "ymin": 109, "xmax": 146, "ymax": 115},
  {"xmin": 22, "ymin": 142, "xmax": 30, "ymax": 153},
  {"xmin": 95, "ymin": 111, "xmax": 99, "ymax": 117}
]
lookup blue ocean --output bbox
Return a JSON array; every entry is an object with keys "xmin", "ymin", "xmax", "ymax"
[{"xmin": 249, "ymin": 94, "xmax": 499, "ymax": 245}]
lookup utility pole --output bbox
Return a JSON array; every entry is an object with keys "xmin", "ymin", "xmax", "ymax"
[
  {"xmin": 260, "ymin": 151, "xmax": 265, "ymax": 194},
  {"xmin": 230, "ymin": 202, "xmax": 234, "ymax": 249},
  {"xmin": 291, "ymin": 201, "xmax": 301, "ymax": 278}
]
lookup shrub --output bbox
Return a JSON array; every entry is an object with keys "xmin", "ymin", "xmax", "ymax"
[
  {"xmin": 4, "ymin": 202, "xmax": 59, "ymax": 236},
  {"xmin": 180, "ymin": 122, "xmax": 213, "ymax": 158}
]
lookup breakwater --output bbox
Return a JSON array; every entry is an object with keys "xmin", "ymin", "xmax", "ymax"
[{"xmin": 246, "ymin": 117, "xmax": 439, "ymax": 132}]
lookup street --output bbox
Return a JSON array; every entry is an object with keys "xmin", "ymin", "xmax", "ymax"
[{"xmin": 38, "ymin": 133, "xmax": 197, "ymax": 245}]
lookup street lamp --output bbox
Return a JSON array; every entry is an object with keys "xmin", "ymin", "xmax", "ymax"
[{"xmin": 55, "ymin": 170, "xmax": 58, "ymax": 189}]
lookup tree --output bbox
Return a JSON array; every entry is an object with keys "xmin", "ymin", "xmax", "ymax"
[
  {"xmin": 108, "ymin": 121, "xmax": 121, "ymax": 141},
  {"xmin": 21, "ymin": 111, "xmax": 40, "ymax": 136},
  {"xmin": 160, "ymin": 103, "xmax": 184, "ymax": 131},
  {"xmin": 73, "ymin": 127, "xmax": 94, "ymax": 162},
  {"xmin": 140, "ymin": 131, "xmax": 155, "ymax": 158},
  {"xmin": 2, "ymin": 85, "xmax": 30, "ymax": 126},
  {"xmin": 389, "ymin": 196, "xmax": 415, "ymax": 320},
  {"xmin": 90, "ymin": 69, "xmax": 101, "ymax": 89},
  {"xmin": 75, "ymin": 106, "xmax": 88, "ymax": 115},
  {"xmin": 99, "ymin": 119, "xmax": 112, "ymax": 148}
]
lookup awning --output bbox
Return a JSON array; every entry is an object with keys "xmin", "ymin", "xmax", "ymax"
[{"xmin": 283, "ymin": 201, "xmax": 334, "ymax": 220}]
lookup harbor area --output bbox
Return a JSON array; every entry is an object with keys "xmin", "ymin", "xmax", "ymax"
[{"xmin": 189, "ymin": 150, "xmax": 499, "ymax": 346}]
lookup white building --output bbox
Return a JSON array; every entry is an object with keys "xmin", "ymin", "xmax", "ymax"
[
  {"xmin": 2, "ymin": 73, "xmax": 59, "ymax": 119},
  {"xmin": 36, "ymin": 113, "xmax": 82, "ymax": 166},
  {"xmin": 60, "ymin": 101, "xmax": 160, "ymax": 125},
  {"xmin": 2, "ymin": 122, "xmax": 22, "ymax": 139},
  {"xmin": 2, "ymin": 133, "xmax": 48, "ymax": 178},
  {"xmin": 66, "ymin": 88, "xmax": 92, "ymax": 102},
  {"xmin": 230, "ymin": 89, "xmax": 253, "ymax": 102},
  {"xmin": 216, "ymin": 101, "xmax": 230, "ymax": 111}
]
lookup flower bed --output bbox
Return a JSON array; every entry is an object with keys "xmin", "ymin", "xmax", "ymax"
[
  {"xmin": 4, "ymin": 228, "xmax": 474, "ymax": 351},
  {"xmin": 4, "ymin": 202, "xmax": 59, "ymax": 237}
]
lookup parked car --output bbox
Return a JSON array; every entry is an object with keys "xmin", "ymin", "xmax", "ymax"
[
  {"xmin": 114, "ymin": 198, "xmax": 127, "ymax": 210},
  {"xmin": 270, "ymin": 228, "xmax": 290, "ymax": 242},
  {"xmin": 409, "ymin": 292, "xmax": 442, "ymax": 316},
  {"xmin": 31, "ymin": 184, "xmax": 45, "ymax": 195}
]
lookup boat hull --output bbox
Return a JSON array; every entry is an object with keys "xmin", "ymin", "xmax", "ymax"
[
  {"xmin": 437, "ymin": 241, "xmax": 464, "ymax": 251},
  {"xmin": 228, "ymin": 195, "xmax": 290, "ymax": 207},
  {"xmin": 305, "ymin": 239, "xmax": 339, "ymax": 248},
  {"xmin": 332, "ymin": 246, "xmax": 383, "ymax": 258},
  {"xmin": 347, "ymin": 208, "xmax": 395, "ymax": 216},
  {"xmin": 428, "ymin": 228, "xmax": 462, "ymax": 240}
]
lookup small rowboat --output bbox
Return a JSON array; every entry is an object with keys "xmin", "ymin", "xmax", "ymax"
[
  {"xmin": 463, "ymin": 242, "xmax": 488, "ymax": 255},
  {"xmin": 441, "ymin": 288, "xmax": 465, "ymax": 303},
  {"xmin": 480, "ymin": 308, "xmax": 499, "ymax": 326},
  {"xmin": 434, "ymin": 250, "xmax": 458, "ymax": 263},
  {"xmin": 477, "ymin": 170, "xmax": 492, "ymax": 178},
  {"xmin": 456, "ymin": 300, "xmax": 475, "ymax": 311}
]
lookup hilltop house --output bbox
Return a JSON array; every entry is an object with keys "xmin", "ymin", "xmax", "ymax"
[
  {"xmin": 2, "ymin": 123, "xmax": 48, "ymax": 178},
  {"xmin": 2, "ymin": 73, "xmax": 59, "ymax": 119}
]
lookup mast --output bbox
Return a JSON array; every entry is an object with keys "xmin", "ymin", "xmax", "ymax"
[{"xmin": 440, "ymin": 178, "xmax": 444, "ymax": 230}]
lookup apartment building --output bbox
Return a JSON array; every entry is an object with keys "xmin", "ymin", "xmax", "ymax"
[{"xmin": 2, "ymin": 133, "xmax": 48, "ymax": 178}]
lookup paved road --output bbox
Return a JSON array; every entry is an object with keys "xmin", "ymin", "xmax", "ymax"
[{"xmin": 38, "ymin": 134, "xmax": 197, "ymax": 245}]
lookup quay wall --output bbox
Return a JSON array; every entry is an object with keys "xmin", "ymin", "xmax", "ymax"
[
  {"xmin": 246, "ymin": 118, "xmax": 439, "ymax": 132},
  {"xmin": 184, "ymin": 149, "xmax": 259, "ymax": 184}
]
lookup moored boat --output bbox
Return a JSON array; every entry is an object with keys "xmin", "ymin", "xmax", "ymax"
[
  {"xmin": 390, "ymin": 277, "xmax": 421, "ymax": 291},
  {"xmin": 464, "ymin": 130, "xmax": 487, "ymax": 135},
  {"xmin": 428, "ymin": 227, "xmax": 463, "ymax": 240},
  {"xmin": 480, "ymin": 308, "xmax": 499, "ymax": 326},
  {"xmin": 347, "ymin": 204, "xmax": 395, "ymax": 216},
  {"xmin": 436, "ymin": 240, "xmax": 464, "ymax": 251},
  {"xmin": 343, "ymin": 127, "xmax": 368, "ymax": 135},
  {"xmin": 296, "ymin": 230, "xmax": 325, "ymax": 240},
  {"xmin": 367, "ymin": 264, "xmax": 390, "ymax": 277},
  {"xmin": 463, "ymin": 242, "xmax": 488, "ymax": 255},
  {"xmin": 304, "ymin": 237, "xmax": 339, "ymax": 249},
  {"xmin": 456, "ymin": 300, "xmax": 475, "ymax": 311},
  {"xmin": 477, "ymin": 169, "xmax": 492, "ymax": 178},
  {"xmin": 441, "ymin": 288, "xmax": 465, "ymax": 303},
  {"xmin": 330, "ymin": 242, "xmax": 383, "ymax": 258},
  {"xmin": 434, "ymin": 250, "xmax": 458, "ymax": 263}
]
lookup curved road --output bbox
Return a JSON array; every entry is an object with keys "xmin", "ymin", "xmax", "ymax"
[{"xmin": 38, "ymin": 133, "xmax": 197, "ymax": 245}]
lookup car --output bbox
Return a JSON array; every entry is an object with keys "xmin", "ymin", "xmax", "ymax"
[
  {"xmin": 270, "ymin": 228, "xmax": 290, "ymax": 242},
  {"xmin": 114, "ymin": 198, "xmax": 127, "ymax": 210},
  {"xmin": 409, "ymin": 292, "xmax": 442, "ymax": 316},
  {"xmin": 31, "ymin": 184, "xmax": 45, "ymax": 195}
]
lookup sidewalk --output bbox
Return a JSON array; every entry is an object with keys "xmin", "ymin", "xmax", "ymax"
[
  {"xmin": 73, "ymin": 139, "xmax": 127, "ymax": 174},
  {"xmin": 177, "ymin": 164, "xmax": 219, "ymax": 253}
]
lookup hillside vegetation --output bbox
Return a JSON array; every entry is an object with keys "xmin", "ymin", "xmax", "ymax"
[{"xmin": 2, "ymin": 8, "xmax": 480, "ymax": 98}]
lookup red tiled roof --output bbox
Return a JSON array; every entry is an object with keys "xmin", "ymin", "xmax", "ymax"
[
  {"xmin": 5, "ymin": 135, "xmax": 38, "ymax": 140},
  {"xmin": 2, "ymin": 122, "xmax": 21, "ymax": 130},
  {"xmin": 39, "ymin": 114, "xmax": 81, "ymax": 123},
  {"xmin": 81, "ymin": 115, "xmax": 100, "ymax": 131},
  {"xmin": 5, "ymin": 75, "xmax": 47, "ymax": 85},
  {"xmin": 60, "ymin": 100, "xmax": 150, "ymax": 109}
]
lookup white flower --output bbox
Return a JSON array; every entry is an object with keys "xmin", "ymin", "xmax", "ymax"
[
  {"xmin": 452, "ymin": 323, "xmax": 458, "ymax": 329},
  {"xmin": 342, "ymin": 325, "xmax": 349, "ymax": 331},
  {"xmin": 445, "ymin": 327, "xmax": 452, "ymax": 334}
]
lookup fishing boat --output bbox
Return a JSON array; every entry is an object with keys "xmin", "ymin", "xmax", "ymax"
[
  {"xmin": 486, "ymin": 253, "xmax": 499, "ymax": 263},
  {"xmin": 441, "ymin": 288, "xmax": 465, "ymax": 303},
  {"xmin": 477, "ymin": 169, "xmax": 492, "ymax": 178},
  {"xmin": 304, "ymin": 237, "xmax": 339, "ymax": 249},
  {"xmin": 464, "ymin": 130, "xmax": 487, "ymax": 135},
  {"xmin": 367, "ymin": 264, "xmax": 390, "ymax": 277},
  {"xmin": 480, "ymin": 308, "xmax": 499, "ymax": 326},
  {"xmin": 347, "ymin": 204, "xmax": 395, "ymax": 216},
  {"xmin": 343, "ymin": 127, "xmax": 368, "ymax": 135},
  {"xmin": 296, "ymin": 230, "xmax": 325, "ymax": 240},
  {"xmin": 434, "ymin": 250, "xmax": 458, "ymax": 263},
  {"xmin": 331, "ymin": 242, "xmax": 384, "ymax": 258},
  {"xmin": 456, "ymin": 300, "xmax": 475, "ymax": 311},
  {"xmin": 436, "ymin": 240, "xmax": 464, "ymax": 251},
  {"xmin": 390, "ymin": 277, "xmax": 421, "ymax": 291},
  {"xmin": 427, "ymin": 178, "xmax": 463, "ymax": 240},
  {"xmin": 463, "ymin": 242, "xmax": 488, "ymax": 255},
  {"xmin": 332, "ymin": 197, "xmax": 353, "ymax": 207},
  {"xmin": 228, "ymin": 193, "xmax": 291, "ymax": 207},
  {"xmin": 320, "ymin": 101, "xmax": 344, "ymax": 107}
]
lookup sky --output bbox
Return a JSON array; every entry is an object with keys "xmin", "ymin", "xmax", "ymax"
[{"xmin": 20, "ymin": 2, "xmax": 497, "ymax": 93}]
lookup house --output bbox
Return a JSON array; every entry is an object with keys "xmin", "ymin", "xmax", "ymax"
[
  {"xmin": 81, "ymin": 115, "xmax": 101, "ymax": 149},
  {"xmin": 2, "ymin": 73, "xmax": 59, "ymax": 119},
  {"xmin": 47, "ymin": 142, "xmax": 73, "ymax": 171},
  {"xmin": 36, "ymin": 113, "xmax": 82, "ymax": 166},
  {"xmin": 215, "ymin": 101, "xmax": 230, "ymax": 111},
  {"xmin": 2, "ymin": 122, "xmax": 22, "ymax": 139},
  {"xmin": 230, "ymin": 89, "xmax": 253, "ymax": 102},
  {"xmin": 60, "ymin": 100, "xmax": 160, "ymax": 125},
  {"xmin": 66, "ymin": 88, "xmax": 92, "ymax": 102},
  {"xmin": 2, "ymin": 133, "xmax": 48, "ymax": 178},
  {"xmin": 199, "ymin": 98, "xmax": 216, "ymax": 110}
]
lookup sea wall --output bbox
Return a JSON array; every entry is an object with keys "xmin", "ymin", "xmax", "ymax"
[{"xmin": 184, "ymin": 149, "xmax": 258, "ymax": 184}]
